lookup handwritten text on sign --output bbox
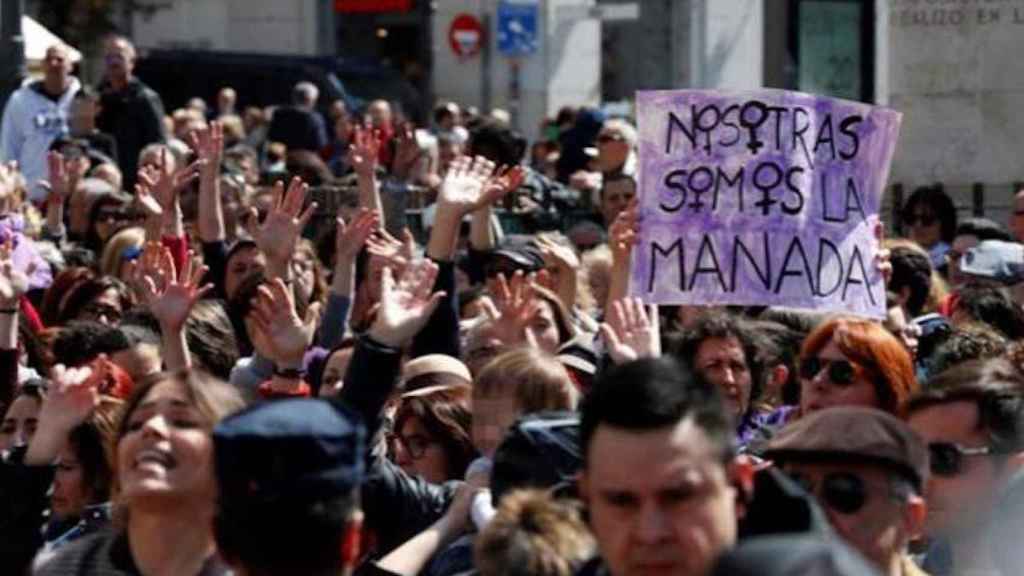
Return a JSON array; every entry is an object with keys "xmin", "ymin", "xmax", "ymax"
[{"xmin": 629, "ymin": 89, "xmax": 902, "ymax": 318}]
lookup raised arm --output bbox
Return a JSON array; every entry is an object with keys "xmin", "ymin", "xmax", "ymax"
[
  {"xmin": 470, "ymin": 166, "xmax": 524, "ymax": 253},
  {"xmin": 605, "ymin": 200, "xmax": 639, "ymax": 316},
  {"xmin": 137, "ymin": 245, "xmax": 212, "ymax": 371},
  {"xmin": 24, "ymin": 365, "xmax": 98, "ymax": 465},
  {"xmin": 599, "ymin": 297, "xmax": 661, "ymax": 364},
  {"xmin": 136, "ymin": 148, "xmax": 202, "ymax": 240},
  {"xmin": 349, "ymin": 126, "xmax": 385, "ymax": 229},
  {"xmin": 320, "ymin": 208, "xmax": 378, "ymax": 349},
  {"xmin": 0, "ymin": 239, "xmax": 26, "ymax": 412},
  {"xmin": 536, "ymin": 234, "xmax": 582, "ymax": 313},
  {"xmin": 42, "ymin": 152, "xmax": 85, "ymax": 242},
  {"xmin": 190, "ymin": 122, "xmax": 226, "ymax": 243},
  {"xmin": 252, "ymin": 176, "xmax": 316, "ymax": 281},
  {"xmin": 248, "ymin": 278, "xmax": 321, "ymax": 395}
]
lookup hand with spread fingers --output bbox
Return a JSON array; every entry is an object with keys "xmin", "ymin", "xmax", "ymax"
[
  {"xmin": 600, "ymin": 297, "xmax": 661, "ymax": 364},
  {"xmin": 609, "ymin": 199, "xmax": 639, "ymax": 265},
  {"xmin": 45, "ymin": 151, "xmax": 86, "ymax": 204},
  {"xmin": 366, "ymin": 227, "xmax": 416, "ymax": 277},
  {"xmin": 139, "ymin": 247, "xmax": 212, "ymax": 332},
  {"xmin": 482, "ymin": 165, "xmax": 526, "ymax": 207},
  {"xmin": 336, "ymin": 208, "xmax": 380, "ymax": 264},
  {"xmin": 188, "ymin": 121, "xmax": 224, "ymax": 170},
  {"xmin": 250, "ymin": 278, "xmax": 321, "ymax": 366},
  {"xmin": 392, "ymin": 122, "xmax": 422, "ymax": 178},
  {"xmin": 136, "ymin": 148, "xmax": 203, "ymax": 214},
  {"xmin": 0, "ymin": 238, "xmax": 28, "ymax": 307},
  {"xmin": 480, "ymin": 270, "xmax": 539, "ymax": 347},
  {"xmin": 368, "ymin": 258, "xmax": 446, "ymax": 348},
  {"xmin": 436, "ymin": 155, "xmax": 500, "ymax": 216},
  {"xmin": 349, "ymin": 126, "xmax": 382, "ymax": 177},
  {"xmin": 252, "ymin": 176, "xmax": 317, "ymax": 273}
]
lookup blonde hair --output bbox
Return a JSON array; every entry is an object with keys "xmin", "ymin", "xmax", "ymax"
[
  {"xmin": 474, "ymin": 347, "xmax": 578, "ymax": 412},
  {"xmin": 475, "ymin": 490, "xmax": 595, "ymax": 576},
  {"xmin": 99, "ymin": 226, "xmax": 145, "ymax": 279},
  {"xmin": 581, "ymin": 244, "xmax": 612, "ymax": 312},
  {"xmin": 536, "ymin": 232, "xmax": 595, "ymax": 316}
]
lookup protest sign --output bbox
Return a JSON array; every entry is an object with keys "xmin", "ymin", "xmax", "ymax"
[{"xmin": 629, "ymin": 89, "xmax": 902, "ymax": 318}]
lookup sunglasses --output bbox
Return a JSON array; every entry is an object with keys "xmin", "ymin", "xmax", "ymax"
[
  {"xmin": 789, "ymin": 471, "xmax": 879, "ymax": 515},
  {"xmin": 928, "ymin": 442, "xmax": 993, "ymax": 477},
  {"xmin": 799, "ymin": 357, "xmax": 857, "ymax": 385},
  {"xmin": 904, "ymin": 212, "xmax": 937, "ymax": 226}
]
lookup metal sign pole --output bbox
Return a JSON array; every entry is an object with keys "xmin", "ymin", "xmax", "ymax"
[{"xmin": 0, "ymin": 0, "xmax": 25, "ymax": 112}]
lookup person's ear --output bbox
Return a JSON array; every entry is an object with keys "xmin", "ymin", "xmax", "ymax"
[
  {"xmin": 729, "ymin": 455, "xmax": 757, "ymax": 520},
  {"xmin": 904, "ymin": 494, "xmax": 927, "ymax": 541},
  {"xmin": 340, "ymin": 510, "xmax": 365, "ymax": 571}
]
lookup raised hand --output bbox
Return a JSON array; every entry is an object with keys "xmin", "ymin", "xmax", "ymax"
[
  {"xmin": 392, "ymin": 122, "xmax": 421, "ymax": 177},
  {"xmin": 250, "ymin": 278, "xmax": 320, "ymax": 366},
  {"xmin": 481, "ymin": 271, "xmax": 538, "ymax": 346},
  {"xmin": 0, "ymin": 238, "xmax": 28, "ymax": 307},
  {"xmin": 368, "ymin": 259, "xmax": 446, "ymax": 348},
  {"xmin": 599, "ymin": 297, "xmax": 661, "ymax": 364},
  {"xmin": 136, "ymin": 148, "xmax": 203, "ymax": 213},
  {"xmin": 253, "ymin": 176, "xmax": 316, "ymax": 269},
  {"xmin": 45, "ymin": 152, "xmax": 85, "ymax": 203},
  {"xmin": 536, "ymin": 234, "xmax": 580, "ymax": 273},
  {"xmin": 348, "ymin": 126, "xmax": 381, "ymax": 177},
  {"xmin": 0, "ymin": 161, "xmax": 19, "ymax": 203},
  {"xmin": 609, "ymin": 199, "xmax": 639, "ymax": 264},
  {"xmin": 134, "ymin": 179, "xmax": 164, "ymax": 221},
  {"xmin": 188, "ymin": 121, "xmax": 224, "ymax": 169},
  {"xmin": 482, "ymin": 165, "xmax": 526, "ymax": 207},
  {"xmin": 436, "ymin": 155, "xmax": 498, "ymax": 216},
  {"xmin": 336, "ymin": 208, "xmax": 379, "ymax": 263},
  {"xmin": 139, "ymin": 247, "xmax": 211, "ymax": 331},
  {"xmin": 366, "ymin": 228, "xmax": 413, "ymax": 276},
  {"xmin": 41, "ymin": 364, "xmax": 100, "ymax": 433}
]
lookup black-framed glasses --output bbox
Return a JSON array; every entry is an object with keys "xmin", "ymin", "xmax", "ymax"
[
  {"xmin": 389, "ymin": 433, "xmax": 438, "ymax": 460},
  {"xmin": 788, "ymin": 472, "xmax": 875, "ymax": 515},
  {"xmin": 928, "ymin": 442, "xmax": 993, "ymax": 477},
  {"xmin": 799, "ymin": 357, "xmax": 857, "ymax": 385},
  {"xmin": 904, "ymin": 212, "xmax": 937, "ymax": 226},
  {"xmin": 79, "ymin": 302, "xmax": 123, "ymax": 323}
]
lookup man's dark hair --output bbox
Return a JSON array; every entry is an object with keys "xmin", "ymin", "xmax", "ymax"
[
  {"xmin": 215, "ymin": 491, "xmax": 359, "ymax": 576},
  {"xmin": 909, "ymin": 358, "xmax": 1024, "ymax": 455},
  {"xmin": 889, "ymin": 246, "xmax": 933, "ymax": 318},
  {"xmin": 927, "ymin": 323, "xmax": 1008, "ymax": 378},
  {"xmin": 954, "ymin": 217, "xmax": 1013, "ymax": 243},
  {"xmin": 580, "ymin": 357, "xmax": 734, "ymax": 466},
  {"xmin": 955, "ymin": 284, "xmax": 1024, "ymax": 340},
  {"xmin": 469, "ymin": 120, "xmax": 526, "ymax": 167},
  {"xmin": 186, "ymin": 300, "xmax": 240, "ymax": 381},
  {"xmin": 672, "ymin": 312, "xmax": 765, "ymax": 416},
  {"xmin": 52, "ymin": 321, "xmax": 121, "ymax": 367}
]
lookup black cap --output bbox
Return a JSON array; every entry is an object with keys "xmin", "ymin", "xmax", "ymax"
[
  {"xmin": 214, "ymin": 398, "xmax": 365, "ymax": 507},
  {"xmin": 491, "ymin": 411, "xmax": 581, "ymax": 503},
  {"xmin": 712, "ymin": 535, "xmax": 881, "ymax": 576},
  {"xmin": 764, "ymin": 407, "xmax": 929, "ymax": 491},
  {"xmin": 489, "ymin": 236, "xmax": 546, "ymax": 273}
]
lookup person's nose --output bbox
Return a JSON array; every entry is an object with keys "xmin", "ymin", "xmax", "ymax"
[
  {"xmin": 634, "ymin": 503, "xmax": 673, "ymax": 545},
  {"xmin": 141, "ymin": 414, "xmax": 170, "ymax": 440}
]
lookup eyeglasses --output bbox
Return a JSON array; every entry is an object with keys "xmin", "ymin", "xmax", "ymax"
[
  {"xmin": 788, "ymin": 471, "xmax": 882, "ymax": 515},
  {"xmin": 596, "ymin": 133, "xmax": 624, "ymax": 144},
  {"xmin": 904, "ymin": 212, "xmax": 937, "ymax": 226},
  {"xmin": 928, "ymin": 442, "xmax": 994, "ymax": 477},
  {"xmin": 799, "ymin": 357, "xmax": 858, "ymax": 386},
  {"xmin": 80, "ymin": 302, "xmax": 123, "ymax": 323},
  {"xmin": 388, "ymin": 433, "xmax": 438, "ymax": 460}
]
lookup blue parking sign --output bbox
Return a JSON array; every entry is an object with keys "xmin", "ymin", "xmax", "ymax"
[{"xmin": 497, "ymin": 1, "xmax": 538, "ymax": 56}]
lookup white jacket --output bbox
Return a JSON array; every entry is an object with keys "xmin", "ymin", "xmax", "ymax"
[{"xmin": 0, "ymin": 77, "xmax": 81, "ymax": 202}]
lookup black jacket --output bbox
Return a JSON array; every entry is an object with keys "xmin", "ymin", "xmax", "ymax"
[
  {"xmin": 267, "ymin": 106, "xmax": 328, "ymax": 153},
  {"xmin": 96, "ymin": 77, "xmax": 166, "ymax": 189},
  {"xmin": 337, "ymin": 336, "xmax": 456, "ymax": 557}
]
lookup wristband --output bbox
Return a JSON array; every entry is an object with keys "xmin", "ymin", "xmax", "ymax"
[
  {"xmin": 0, "ymin": 308, "xmax": 18, "ymax": 315},
  {"xmin": 273, "ymin": 366, "xmax": 305, "ymax": 380}
]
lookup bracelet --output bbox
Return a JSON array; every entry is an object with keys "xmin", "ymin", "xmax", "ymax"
[
  {"xmin": 0, "ymin": 308, "xmax": 18, "ymax": 315},
  {"xmin": 273, "ymin": 366, "xmax": 305, "ymax": 379}
]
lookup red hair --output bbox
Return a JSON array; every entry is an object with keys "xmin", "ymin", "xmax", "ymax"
[{"xmin": 801, "ymin": 317, "xmax": 918, "ymax": 415}]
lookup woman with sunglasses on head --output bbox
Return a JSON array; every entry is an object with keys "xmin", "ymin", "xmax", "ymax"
[
  {"xmin": 799, "ymin": 317, "xmax": 918, "ymax": 417},
  {"xmin": 901, "ymin": 185, "xmax": 957, "ymax": 270}
]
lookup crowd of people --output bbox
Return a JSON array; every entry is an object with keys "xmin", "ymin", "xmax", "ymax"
[{"xmin": 3, "ymin": 35, "xmax": 1024, "ymax": 576}]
